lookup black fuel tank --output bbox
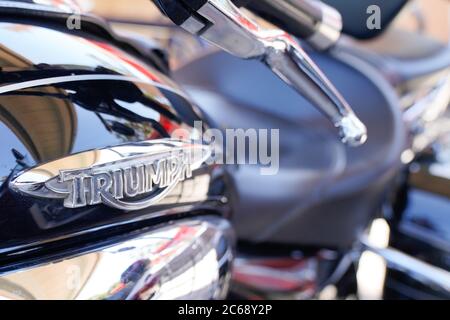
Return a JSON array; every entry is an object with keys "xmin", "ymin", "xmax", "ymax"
[{"xmin": 0, "ymin": 18, "xmax": 229, "ymax": 262}]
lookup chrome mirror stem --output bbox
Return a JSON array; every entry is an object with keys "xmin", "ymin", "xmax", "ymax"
[
  {"xmin": 262, "ymin": 34, "xmax": 367, "ymax": 146},
  {"xmin": 153, "ymin": 0, "xmax": 367, "ymax": 146}
]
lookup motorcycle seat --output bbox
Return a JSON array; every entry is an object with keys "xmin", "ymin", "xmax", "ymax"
[
  {"xmin": 340, "ymin": 29, "xmax": 450, "ymax": 89},
  {"xmin": 174, "ymin": 50, "xmax": 406, "ymax": 248}
]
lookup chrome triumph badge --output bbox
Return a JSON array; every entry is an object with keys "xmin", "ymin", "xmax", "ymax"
[{"xmin": 10, "ymin": 140, "xmax": 211, "ymax": 211}]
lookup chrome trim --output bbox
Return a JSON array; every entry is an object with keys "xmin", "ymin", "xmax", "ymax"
[
  {"xmin": 10, "ymin": 140, "xmax": 212, "ymax": 211},
  {"xmin": 0, "ymin": 74, "xmax": 190, "ymax": 99},
  {"xmin": 403, "ymin": 73, "xmax": 450, "ymax": 125},
  {"xmin": 403, "ymin": 73, "xmax": 450, "ymax": 152},
  {"xmin": 331, "ymin": 43, "xmax": 408, "ymax": 156},
  {"xmin": 0, "ymin": 217, "xmax": 234, "ymax": 300},
  {"xmin": 179, "ymin": 0, "xmax": 367, "ymax": 146},
  {"xmin": 362, "ymin": 238, "xmax": 450, "ymax": 294},
  {"xmin": 306, "ymin": 0, "xmax": 342, "ymax": 50}
]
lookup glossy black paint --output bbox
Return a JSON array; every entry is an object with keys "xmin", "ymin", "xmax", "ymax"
[{"xmin": 0, "ymin": 19, "xmax": 230, "ymax": 261}]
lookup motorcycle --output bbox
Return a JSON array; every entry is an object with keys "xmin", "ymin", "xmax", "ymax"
[{"xmin": 0, "ymin": 0, "xmax": 448, "ymax": 300}]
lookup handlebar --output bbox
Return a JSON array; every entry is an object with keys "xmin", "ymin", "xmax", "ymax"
[{"xmin": 151, "ymin": 0, "xmax": 367, "ymax": 146}]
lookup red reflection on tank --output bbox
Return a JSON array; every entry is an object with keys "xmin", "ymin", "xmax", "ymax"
[
  {"xmin": 89, "ymin": 40, "xmax": 161, "ymax": 83},
  {"xmin": 154, "ymin": 226, "xmax": 198, "ymax": 254},
  {"xmin": 161, "ymin": 116, "xmax": 182, "ymax": 136}
]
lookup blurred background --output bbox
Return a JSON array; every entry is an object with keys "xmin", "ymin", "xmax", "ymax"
[
  {"xmin": 80, "ymin": 0, "xmax": 449, "ymax": 41},
  {"xmin": 73, "ymin": 0, "xmax": 450, "ymax": 69}
]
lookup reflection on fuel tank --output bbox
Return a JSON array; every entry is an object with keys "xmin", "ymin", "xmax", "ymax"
[
  {"xmin": 0, "ymin": 23, "xmax": 193, "ymax": 166},
  {"xmin": 0, "ymin": 44, "xmax": 77, "ymax": 162},
  {"xmin": 0, "ymin": 218, "xmax": 234, "ymax": 300},
  {"xmin": 0, "ymin": 22, "xmax": 225, "ymax": 238}
]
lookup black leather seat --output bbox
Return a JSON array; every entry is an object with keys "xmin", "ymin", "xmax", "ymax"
[
  {"xmin": 340, "ymin": 29, "xmax": 450, "ymax": 89},
  {"xmin": 174, "ymin": 50, "xmax": 406, "ymax": 248}
]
